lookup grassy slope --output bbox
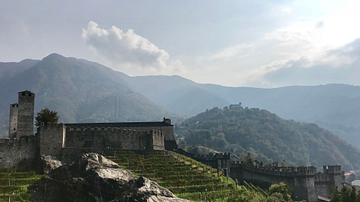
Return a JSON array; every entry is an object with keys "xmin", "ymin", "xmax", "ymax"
[
  {"xmin": 0, "ymin": 169, "xmax": 42, "ymax": 202},
  {"xmin": 106, "ymin": 150, "xmax": 243, "ymax": 201}
]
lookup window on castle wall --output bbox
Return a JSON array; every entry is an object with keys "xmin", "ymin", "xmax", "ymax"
[
  {"xmin": 22, "ymin": 93, "xmax": 25, "ymax": 96},
  {"xmin": 28, "ymin": 93, "xmax": 31, "ymax": 96},
  {"xmin": 14, "ymin": 128, "xmax": 16, "ymax": 131}
]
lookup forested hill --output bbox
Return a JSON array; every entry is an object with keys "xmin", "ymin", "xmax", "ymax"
[
  {"xmin": 0, "ymin": 53, "xmax": 180, "ymax": 138},
  {"xmin": 177, "ymin": 107, "xmax": 360, "ymax": 171}
]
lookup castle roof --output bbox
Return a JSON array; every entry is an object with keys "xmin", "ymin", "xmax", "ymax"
[{"xmin": 64, "ymin": 121, "xmax": 173, "ymax": 128}]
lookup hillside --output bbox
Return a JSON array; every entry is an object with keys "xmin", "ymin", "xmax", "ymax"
[
  {"xmin": 0, "ymin": 54, "xmax": 180, "ymax": 138},
  {"xmin": 122, "ymin": 75, "xmax": 229, "ymax": 115},
  {"xmin": 2, "ymin": 54, "xmax": 360, "ymax": 149},
  {"xmin": 0, "ymin": 59, "xmax": 39, "ymax": 82},
  {"xmin": 123, "ymin": 75, "xmax": 360, "ymax": 148},
  {"xmin": 176, "ymin": 107, "xmax": 360, "ymax": 171}
]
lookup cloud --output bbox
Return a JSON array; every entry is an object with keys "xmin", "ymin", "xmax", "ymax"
[
  {"xmin": 251, "ymin": 38, "xmax": 360, "ymax": 87},
  {"xmin": 316, "ymin": 21, "xmax": 324, "ymax": 28},
  {"xmin": 82, "ymin": 21, "xmax": 182, "ymax": 75},
  {"xmin": 189, "ymin": 1, "xmax": 360, "ymax": 88}
]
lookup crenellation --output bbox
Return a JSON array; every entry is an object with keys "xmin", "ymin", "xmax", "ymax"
[{"xmin": 323, "ymin": 165, "xmax": 342, "ymax": 174}]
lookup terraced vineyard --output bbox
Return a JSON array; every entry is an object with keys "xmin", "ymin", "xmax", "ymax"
[
  {"xmin": 107, "ymin": 150, "xmax": 235, "ymax": 201},
  {"xmin": 0, "ymin": 169, "xmax": 42, "ymax": 202}
]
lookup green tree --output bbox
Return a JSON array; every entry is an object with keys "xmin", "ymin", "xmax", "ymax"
[
  {"xmin": 269, "ymin": 182, "xmax": 292, "ymax": 202},
  {"xmin": 330, "ymin": 186, "xmax": 341, "ymax": 202},
  {"xmin": 330, "ymin": 185, "xmax": 360, "ymax": 202},
  {"xmin": 266, "ymin": 193, "xmax": 285, "ymax": 202},
  {"xmin": 340, "ymin": 186, "xmax": 352, "ymax": 202},
  {"xmin": 35, "ymin": 108, "xmax": 59, "ymax": 128}
]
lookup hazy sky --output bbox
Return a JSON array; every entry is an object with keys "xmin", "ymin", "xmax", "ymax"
[{"xmin": 1, "ymin": 0, "xmax": 360, "ymax": 87}]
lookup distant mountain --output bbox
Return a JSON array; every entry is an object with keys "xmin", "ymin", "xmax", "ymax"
[
  {"xmin": 0, "ymin": 59, "xmax": 39, "ymax": 83},
  {"xmin": 176, "ymin": 107, "xmax": 360, "ymax": 171},
  {"xmin": 2, "ymin": 54, "xmax": 360, "ymax": 149},
  {"xmin": 123, "ymin": 75, "xmax": 229, "ymax": 115},
  {"xmin": 0, "ymin": 54, "xmax": 180, "ymax": 138},
  {"xmin": 123, "ymin": 75, "xmax": 360, "ymax": 148}
]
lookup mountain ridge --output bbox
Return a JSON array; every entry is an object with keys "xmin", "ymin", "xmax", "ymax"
[
  {"xmin": 0, "ymin": 53, "xmax": 180, "ymax": 138},
  {"xmin": 1, "ymin": 54, "xmax": 360, "ymax": 150}
]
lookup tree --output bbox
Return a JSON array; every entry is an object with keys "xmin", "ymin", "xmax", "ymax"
[
  {"xmin": 35, "ymin": 108, "xmax": 59, "ymax": 127},
  {"xmin": 330, "ymin": 186, "xmax": 341, "ymax": 202},
  {"xmin": 269, "ymin": 182, "xmax": 292, "ymax": 202}
]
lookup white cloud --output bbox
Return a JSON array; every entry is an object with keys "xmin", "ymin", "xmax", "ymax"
[
  {"xmin": 82, "ymin": 21, "xmax": 183, "ymax": 75},
  {"xmin": 282, "ymin": 7, "xmax": 292, "ymax": 14},
  {"xmin": 188, "ymin": 0, "xmax": 360, "ymax": 87}
]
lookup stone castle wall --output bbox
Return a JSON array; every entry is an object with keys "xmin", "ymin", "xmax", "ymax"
[
  {"xmin": 0, "ymin": 137, "xmax": 36, "ymax": 168},
  {"xmin": 176, "ymin": 150, "xmax": 344, "ymax": 202},
  {"xmin": 64, "ymin": 122, "xmax": 177, "ymax": 150},
  {"xmin": 229, "ymin": 162, "xmax": 343, "ymax": 202},
  {"xmin": 38, "ymin": 124, "xmax": 166, "ymax": 161},
  {"xmin": 151, "ymin": 130, "xmax": 165, "ymax": 150},
  {"xmin": 64, "ymin": 126, "xmax": 164, "ymax": 150},
  {"xmin": 39, "ymin": 124, "xmax": 66, "ymax": 158}
]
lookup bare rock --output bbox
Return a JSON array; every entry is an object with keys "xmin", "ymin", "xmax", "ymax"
[
  {"xmin": 28, "ymin": 153, "xmax": 191, "ymax": 202},
  {"xmin": 41, "ymin": 155, "xmax": 62, "ymax": 175}
]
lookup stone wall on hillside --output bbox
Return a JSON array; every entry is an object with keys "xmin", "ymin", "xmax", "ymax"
[
  {"xmin": 230, "ymin": 162, "xmax": 344, "ymax": 202},
  {"xmin": 0, "ymin": 136, "xmax": 36, "ymax": 168},
  {"xmin": 39, "ymin": 123, "xmax": 65, "ymax": 158},
  {"xmin": 38, "ymin": 123, "xmax": 166, "ymax": 161}
]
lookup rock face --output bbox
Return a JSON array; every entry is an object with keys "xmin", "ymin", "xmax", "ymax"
[
  {"xmin": 40, "ymin": 155, "xmax": 63, "ymax": 175},
  {"xmin": 28, "ymin": 153, "xmax": 191, "ymax": 202}
]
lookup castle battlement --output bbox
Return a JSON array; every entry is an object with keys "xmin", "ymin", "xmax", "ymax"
[
  {"xmin": 323, "ymin": 165, "xmax": 342, "ymax": 174},
  {"xmin": 230, "ymin": 162, "xmax": 320, "ymax": 176},
  {"xmin": 39, "ymin": 123, "xmax": 66, "ymax": 133},
  {"xmin": 214, "ymin": 152, "xmax": 231, "ymax": 159},
  {"xmin": 65, "ymin": 125, "xmax": 164, "ymax": 137},
  {"xmin": 315, "ymin": 172, "xmax": 332, "ymax": 182}
]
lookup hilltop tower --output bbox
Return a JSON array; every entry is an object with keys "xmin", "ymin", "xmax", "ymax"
[
  {"xmin": 9, "ymin": 103, "xmax": 19, "ymax": 140},
  {"xmin": 15, "ymin": 91, "xmax": 35, "ymax": 138}
]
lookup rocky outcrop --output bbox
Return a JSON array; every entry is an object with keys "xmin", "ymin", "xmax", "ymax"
[
  {"xmin": 28, "ymin": 153, "xmax": 191, "ymax": 202},
  {"xmin": 40, "ymin": 155, "xmax": 63, "ymax": 175}
]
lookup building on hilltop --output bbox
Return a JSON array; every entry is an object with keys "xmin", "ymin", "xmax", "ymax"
[{"xmin": 229, "ymin": 102, "xmax": 242, "ymax": 110}]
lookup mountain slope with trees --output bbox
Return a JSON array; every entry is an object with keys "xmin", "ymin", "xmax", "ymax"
[
  {"xmin": 176, "ymin": 107, "xmax": 360, "ymax": 171},
  {"xmin": 123, "ymin": 75, "xmax": 360, "ymax": 148},
  {"xmin": 2, "ymin": 54, "xmax": 360, "ymax": 151},
  {"xmin": 0, "ymin": 53, "xmax": 180, "ymax": 138}
]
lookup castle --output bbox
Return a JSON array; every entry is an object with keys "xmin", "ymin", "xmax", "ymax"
[
  {"xmin": 0, "ymin": 91, "xmax": 345, "ymax": 202},
  {"xmin": 0, "ymin": 90, "xmax": 177, "ymax": 166}
]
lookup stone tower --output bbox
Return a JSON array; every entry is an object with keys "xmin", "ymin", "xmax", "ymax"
[
  {"xmin": 8, "ymin": 103, "xmax": 19, "ymax": 140},
  {"xmin": 15, "ymin": 90, "xmax": 35, "ymax": 138}
]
